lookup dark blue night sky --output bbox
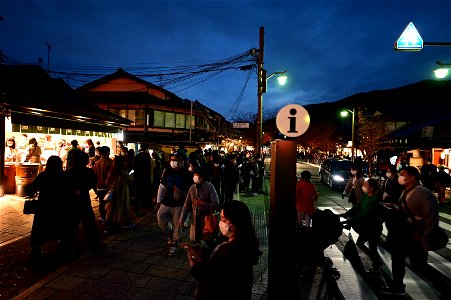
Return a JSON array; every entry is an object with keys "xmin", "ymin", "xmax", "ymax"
[{"xmin": 1, "ymin": 0, "xmax": 450, "ymax": 120}]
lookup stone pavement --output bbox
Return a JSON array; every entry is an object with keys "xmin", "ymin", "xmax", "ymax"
[
  {"xmin": 0, "ymin": 191, "xmax": 272, "ymax": 300},
  {"xmin": 1, "ymin": 179, "xmax": 350, "ymax": 300}
]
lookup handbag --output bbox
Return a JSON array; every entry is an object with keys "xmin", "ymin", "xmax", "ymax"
[
  {"xmin": 203, "ymin": 213, "xmax": 219, "ymax": 241},
  {"xmin": 103, "ymin": 177, "xmax": 119, "ymax": 202},
  {"xmin": 23, "ymin": 198, "xmax": 40, "ymax": 214},
  {"xmin": 200, "ymin": 186, "xmax": 219, "ymax": 240}
]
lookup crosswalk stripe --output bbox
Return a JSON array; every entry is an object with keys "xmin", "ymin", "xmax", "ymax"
[{"xmin": 319, "ymin": 205, "xmax": 448, "ymax": 299}]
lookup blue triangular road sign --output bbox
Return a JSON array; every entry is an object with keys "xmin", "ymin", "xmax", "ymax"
[{"xmin": 395, "ymin": 22, "xmax": 423, "ymax": 51}]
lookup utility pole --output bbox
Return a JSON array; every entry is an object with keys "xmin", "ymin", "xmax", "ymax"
[
  {"xmin": 351, "ymin": 107, "xmax": 355, "ymax": 161},
  {"xmin": 256, "ymin": 26, "xmax": 264, "ymax": 158},
  {"xmin": 45, "ymin": 42, "xmax": 51, "ymax": 73}
]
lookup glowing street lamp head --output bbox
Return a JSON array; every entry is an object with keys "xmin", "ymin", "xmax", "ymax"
[
  {"xmin": 434, "ymin": 68, "xmax": 449, "ymax": 79},
  {"xmin": 340, "ymin": 111, "xmax": 349, "ymax": 117},
  {"xmin": 277, "ymin": 74, "xmax": 287, "ymax": 85}
]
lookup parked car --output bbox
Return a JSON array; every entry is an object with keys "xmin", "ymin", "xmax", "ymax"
[{"xmin": 318, "ymin": 158, "xmax": 354, "ymax": 190}]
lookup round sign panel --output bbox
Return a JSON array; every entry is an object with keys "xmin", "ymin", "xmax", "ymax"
[{"xmin": 276, "ymin": 104, "xmax": 310, "ymax": 137}]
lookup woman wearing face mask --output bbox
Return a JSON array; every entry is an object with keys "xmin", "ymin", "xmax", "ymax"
[
  {"xmin": 5, "ymin": 137, "xmax": 18, "ymax": 162},
  {"xmin": 342, "ymin": 165, "xmax": 365, "ymax": 206},
  {"xmin": 180, "ymin": 168, "xmax": 219, "ymax": 245},
  {"xmin": 381, "ymin": 164, "xmax": 404, "ymax": 204},
  {"xmin": 341, "ymin": 178, "xmax": 382, "ymax": 275},
  {"xmin": 186, "ymin": 200, "xmax": 261, "ymax": 300},
  {"xmin": 380, "ymin": 166, "xmax": 439, "ymax": 296}
]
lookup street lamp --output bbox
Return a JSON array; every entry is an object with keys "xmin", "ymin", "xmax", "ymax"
[
  {"xmin": 256, "ymin": 27, "xmax": 288, "ymax": 158},
  {"xmin": 257, "ymin": 69, "xmax": 288, "ymax": 157},
  {"xmin": 434, "ymin": 61, "xmax": 451, "ymax": 79},
  {"xmin": 340, "ymin": 108, "xmax": 356, "ymax": 161}
]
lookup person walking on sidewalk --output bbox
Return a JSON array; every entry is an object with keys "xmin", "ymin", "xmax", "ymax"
[
  {"xmin": 180, "ymin": 168, "xmax": 220, "ymax": 246},
  {"xmin": 93, "ymin": 146, "xmax": 113, "ymax": 223},
  {"xmin": 185, "ymin": 200, "xmax": 261, "ymax": 300},
  {"xmin": 296, "ymin": 170, "xmax": 319, "ymax": 227},
  {"xmin": 65, "ymin": 151, "xmax": 101, "ymax": 254},
  {"xmin": 132, "ymin": 142, "xmax": 153, "ymax": 214},
  {"xmin": 222, "ymin": 153, "xmax": 240, "ymax": 204},
  {"xmin": 104, "ymin": 155, "xmax": 135, "ymax": 234},
  {"xmin": 27, "ymin": 155, "xmax": 69, "ymax": 261},
  {"xmin": 380, "ymin": 166, "xmax": 439, "ymax": 296},
  {"xmin": 156, "ymin": 152, "xmax": 191, "ymax": 255}
]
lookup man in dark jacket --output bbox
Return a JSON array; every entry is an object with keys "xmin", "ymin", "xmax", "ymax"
[{"xmin": 133, "ymin": 143, "xmax": 153, "ymax": 214}]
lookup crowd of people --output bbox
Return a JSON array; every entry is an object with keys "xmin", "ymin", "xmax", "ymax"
[
  {"xmin": 331, "ymin": 162, "xmax": 444, "ymax": 296},
  {"xmin": 19, "ymin": 136, "xmax": 451, "ymax": 298},
  {"xmin": 295, "ymin": 155, "xmax": 447, "ymax": 296},
  {"xmin": 24, "ymin": 140, "xmax": 264, "ymax": 299}
]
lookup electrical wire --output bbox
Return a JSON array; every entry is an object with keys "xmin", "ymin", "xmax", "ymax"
[{"xmin": 226, "ymin": 65, "xmax": 256, "ymax": 120}]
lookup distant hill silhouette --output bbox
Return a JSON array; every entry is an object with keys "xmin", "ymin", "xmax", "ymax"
[{"xmin": 301, "ymin": 79, "xmax": 451, "ymax": 126}]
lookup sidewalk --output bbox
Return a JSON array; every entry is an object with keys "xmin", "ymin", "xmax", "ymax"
[{"xmin": 0, "ymin": 191, "xmax": 272, "ymax": 300}]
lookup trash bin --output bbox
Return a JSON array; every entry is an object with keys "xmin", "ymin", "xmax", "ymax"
[
  {"xmin": 15, "ymin": 164, "xmax": 40, "ymax": 197},
  {"xmin": 4, "ymin": 163, "xmax": 16, "ymax": 194}
]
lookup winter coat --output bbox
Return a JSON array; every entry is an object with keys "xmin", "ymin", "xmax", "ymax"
[
  {"xmin": 295, "ymin": 179, "xmax": 319, "ymax": 214},
  {"xmin": 180, "ymin": 181, "xmax": 220, "ymax": 242}
]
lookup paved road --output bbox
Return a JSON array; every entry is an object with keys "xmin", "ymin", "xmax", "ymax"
[{"xmin": 298, "ymin": 160, "xmax": 451, "ymax": 299}]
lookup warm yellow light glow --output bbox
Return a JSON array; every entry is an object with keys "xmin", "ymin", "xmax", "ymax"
[{"xmin": 434, "ymin": 68, "xmax": 449, "ymax": 79}]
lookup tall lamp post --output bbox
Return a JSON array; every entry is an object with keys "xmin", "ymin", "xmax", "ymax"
[
  {"xmin": 256, "ymin": 26, "xmax": 288, "ymax": 157},
  {"xmin": 340, "ymin": 108, "xmax": 356, "ymax": 161}
]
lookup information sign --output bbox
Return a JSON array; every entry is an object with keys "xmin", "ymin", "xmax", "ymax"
[{"xmin": 276, "ymin": 104, "xmax": 310, "ymax": 137}]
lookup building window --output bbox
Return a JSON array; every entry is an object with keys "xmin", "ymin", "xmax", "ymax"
[
  {"xmin": 127, "ymin": 110, "xmax": 136, "ymax": 124},
  {"xmin": 196, "ymin": 116, "xmax": 205, "ymax": 129},
  {"xmin": 153, "ymin": 110, "xmax": 195, "ymax": 129},
  {"xmin": 119, "ymin": 109, "xmax": 127, "ymax": 119},
  {"xmin": 165, "ymin": 112, "xmax": 176, "ymax": 128},
  {"xmin": 176, "ymin": 114, "xmax": 185, "ymax": 128},
  {"xmin": 154, "ymin": 111, "xmax": 165, "ymax": 127},
  {"xmin": 186, "ymin": 115, "xmax": 194, "ymax": 129},
  {"xmin": 135, "ymin": 109, "xmax": 145, "ymax": 126}
]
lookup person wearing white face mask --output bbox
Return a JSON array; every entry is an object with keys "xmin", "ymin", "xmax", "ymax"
[
  {"xmin": 180, "ymin": 168, "xmax": 219, "ymax": 246},
  {"xmin": 186, "ymin": 200, "xmax": 261, "ymax": 300},
  {"xmin": 381, "ymin": 165, "xmax": 404, "ymax": 204},
  {"xmin": 156, "ymin": 152, "xmax": 191, "ymax": 255},
  {"xmin": 342, "ymin": 165, "xmax": 365, "ymax": 206},
  {"xmin": 380, "ymin": 166, "xmax": 439, "ymax": 296},
  {"xmin": 341, "ymin": 178, "xmax": 383, "ymax": 275}
]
